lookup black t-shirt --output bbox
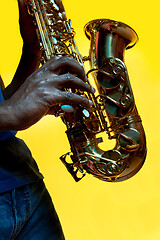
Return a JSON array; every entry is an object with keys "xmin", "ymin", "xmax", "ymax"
[
  {"xmin": 0, "ymin": 136, "xmax": 43, "ymax": 193},
  {"xmin": 0, "ymin": 87, "xmax": 43, "ymax": 193}
]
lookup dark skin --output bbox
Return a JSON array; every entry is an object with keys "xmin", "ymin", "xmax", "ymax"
[{"xmin": 0, "ymin": 0, "xmax": 94, "ymax": 131}]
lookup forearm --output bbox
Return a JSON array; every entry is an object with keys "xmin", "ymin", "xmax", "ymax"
[
  {"xmin": 3, "ymin": 43, "xmax": 41, "ymax": 99},
  {"xmin": 14, "ymin": 42, "xmax": 41, "ymax": 82},
  {"xmin": 0, "ymin": 100, "xmax": 17, "ymax": 131}
]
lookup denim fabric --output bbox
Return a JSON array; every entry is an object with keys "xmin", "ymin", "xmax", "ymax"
[{"xmin": 0, "ymin": 180, "xmax": 65, "ymax": 240}]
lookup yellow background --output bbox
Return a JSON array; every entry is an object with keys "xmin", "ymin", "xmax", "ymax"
[{"xmin": 0, "ymin": 0, "xmax": 160, "ymax": 239}]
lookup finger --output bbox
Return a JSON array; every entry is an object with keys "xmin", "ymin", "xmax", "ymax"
[
  {"xmin": 45, "ymin": 56, "xmax": 86, "ymax": 81},
  {"xmin": 57, "ymin": 73, "xmax": 95, "ymax": 93},
  {"xmin": 58, "ymin": 91, "xmax": 93, "ymax": 108},
  {"xmin": 61, "ymin": 105, "xmax": 74, "ymax": 113},
  {"xmin": 47, "ymin": 105, "xmax": 74, "ymax": 115}
]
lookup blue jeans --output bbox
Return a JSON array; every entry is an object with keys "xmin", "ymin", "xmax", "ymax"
[{"xmin": 0, "ymin": 180, "xmax": 65, "ymax": 240}]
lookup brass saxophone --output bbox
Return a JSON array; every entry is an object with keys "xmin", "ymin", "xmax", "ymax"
[{"xmin": 25, "ymin": 0, "xmax": 147, "ymax": 182}]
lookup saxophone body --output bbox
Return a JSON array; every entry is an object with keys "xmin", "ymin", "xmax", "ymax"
[{"xmin": 26, "ymin": 0, "xmax": 147, "ymax": 182}]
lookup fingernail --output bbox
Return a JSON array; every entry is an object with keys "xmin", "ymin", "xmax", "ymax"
[
  {"xmin": 89, "ymin": 100, "xmax": 93, "ymax": 106},
  {"xmin": 61, "ymin": 105, "xmax": 74, "ymax": 113},
  {"xmin": 85, "ymin": 75, "xmax": 88, "ymax": 82},
  {"xmin": 91, "ymin": 86, "xmax": 96, "ymax": 93}
]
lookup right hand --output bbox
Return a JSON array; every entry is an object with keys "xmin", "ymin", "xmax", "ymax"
[{"xmin": 4, "ymin": 57, "xmax": 95, "ymax": 130}]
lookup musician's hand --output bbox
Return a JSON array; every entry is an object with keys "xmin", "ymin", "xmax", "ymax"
[{"xmin": 2, "ymin": 57, "xmax": 95, "ymax": 130}]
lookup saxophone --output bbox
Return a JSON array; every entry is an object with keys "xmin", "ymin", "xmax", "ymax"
[{"xmin": 25, "ymin": 0, "xmax": 147, "ymax": 182}]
